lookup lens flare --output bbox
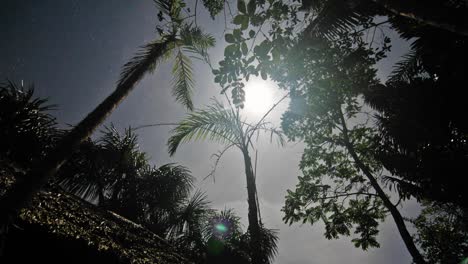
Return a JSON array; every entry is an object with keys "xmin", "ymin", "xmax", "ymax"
[{"xmin": 215, "ymin": 223, "xmax": 228, "ymax": 233}]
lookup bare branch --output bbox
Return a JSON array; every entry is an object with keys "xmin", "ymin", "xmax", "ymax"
[
  {"xmin": 134, "ymin": 122, "xmax": 179, "ymax": 130},
  {"xmin": 204, "ymin": 143, "xmax": 236, "ymax": 182}
]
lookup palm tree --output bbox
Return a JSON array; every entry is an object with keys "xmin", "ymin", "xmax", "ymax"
[
  {"xmin": 57, "ymin": 126, "xmax": 205, "ymax": 236},
  {"xmin": 167, "ymin": 100, "xmax": 284, "ymax": 264},
  {"xmin": 301, "ymin": 0, "xmax": 468, "ymax": 38},
  {"xmin": 0, "ymin": 81, "xmax": 60, "ymax": 167},
  {"xmin": 56, "ymin": 126, "xmax": 237, "ymax": 263},
  {"xmin": 173, "ymin": 207, "xmax": 278, "ymax": 264},
  {"xmin": 0, "ymin": 0, "xmax": 215, "ymax": 215}
]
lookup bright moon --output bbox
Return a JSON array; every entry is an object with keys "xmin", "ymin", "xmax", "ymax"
[{"xmin": 244, "ymin": 80, "xmax": 274, "ymax": 116}]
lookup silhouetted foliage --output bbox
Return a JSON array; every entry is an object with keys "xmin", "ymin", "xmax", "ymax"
[
  {"xmin": 0, "ymin": 81, "xmax": 59, "ymax": 166},
  {"xmin": 211, "ymin": 0, "xmax": 467, "ymax": 261},
  {"xmin": 365, "ymin": 37, "xmax": 468, "ymax": 209},
  {"xmin": 168, "ymin": 100, "xmax": 282, "ymax": 264},
  {"xmin": 57, "ymin": 127, "xmax": 201, "ymax": 237},
  {"xmin": 211, "ymin": 0, "xmax": 468, "ymax": 211},
  {"xmin": 0, "ymin": 0, "xmax": 216, "ymax": 217},
  {"xmin": 411, "ymin": 202, "xmax": 468, "ymax": 263},
  {"xmin": 272, "ymin": 34, "xmax": 425, "ymax": 263},
  {"xmin": 299, "ymin": 0, "xmax": 468, "ymax": 209},
  {"xmin": 57, "ymin": 124, "xmax": 278, "ymax": 264}
]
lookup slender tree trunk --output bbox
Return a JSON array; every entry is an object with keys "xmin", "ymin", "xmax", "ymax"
[
  {"xmin": 338, "ymin": 109, "xmax": 426, "ymax": 264},
  {"xmin": 372, "ymin": 0, "xmax": 468, "ymax": 37},
  {"xmin": 90, "ymin": 162, "xmax": 105, "ymax": 207},
  {"xmin": 98, "ymin": 188, "xmax": 105, "ymax": 207},
  {"xmin": 0, "ymin": 39, "xmax": 172, "ymax": 216},
  {"xmin": 241, "ymin": 146, "xmax": 264, "ymax": 264}
]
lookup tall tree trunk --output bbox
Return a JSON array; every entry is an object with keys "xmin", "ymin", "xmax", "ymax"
[
  {"xmin": 372, "ymin": 0, "xmax": 468, "ymax": 37},
  {"xmin": 338, "ymin": 109, "xmax": 427, "ymax": 264},
  {"xmin": 241, "ymin": 146, "xmax": 264, "ymax": 264},
  {"xmin": 0, "ymin": 39, "xmax": 172, "ymax": 216}
]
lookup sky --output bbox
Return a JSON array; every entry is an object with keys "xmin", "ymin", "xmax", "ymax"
[{"xmin": 1, "ymin": 1, "xmax": 418, "ymax": 263}]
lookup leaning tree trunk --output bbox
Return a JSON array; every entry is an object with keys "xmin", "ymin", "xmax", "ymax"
[
  {"xmin": 372, "ymin": 0, "xmax": 468, "ymax": 37},
  {"xmin": 241, "ymin": 146, "xmax": 264, "ymax": 264},
  {"xmin": 0, "ymin": 38, "xmax": 172, "ymax": 217},
  {"xmin": 338, "ymin": 109, "xmax": 427, "ymax": 264}
]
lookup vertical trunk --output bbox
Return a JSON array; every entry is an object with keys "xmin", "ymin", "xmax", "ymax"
[
  {"xmin": 93, "ymin": 169, "xmax": 105, "ymax": 207},
  {"xmin": 338, "ymin": 109, "xmax": 426, "ymax": 264},
  {"xmin": 0, "ymin": 39, "xmax": 171, "ymax": 216},
  {"xmin": 98, "ymin": 188, "xmax": 105, "ymax": 207},
  {"xmin": 125, "ymin": 174, "xmax": 140, "ymax": 222},
  {"xmin": 241, "ymin": 147, "xmax": 263, "ymax": 264}
]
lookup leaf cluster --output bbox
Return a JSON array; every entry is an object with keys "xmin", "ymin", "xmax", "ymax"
[{"xmin": 275, "ymin": 36, "xmax": 391, "ymax": 250}]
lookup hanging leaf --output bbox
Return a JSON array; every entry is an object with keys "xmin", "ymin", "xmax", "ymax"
[
  {"xmin": 261, "ymin": 70, "xmax": 267, "ymax": 80},
  {"xmin": 272, "ymin": 48, "xmax": 280, "ymax": 63},
  {"xmin": 237, "ymin": 0, "xmax": 246, "ymax": 14},
  {"xmin": 247, "ymin": 0, "xmax": 256, "ymax": 16},
  {"xmin": 241, "ymin": 16, "xmax": 249, "ymax": 30},
  {"xmin": 234, "ymin": 14, "xmax": 247, "ymax": 25},
  {"xmin": 225, "ymin": 34, "xmax": 236, "ymax": 43},
  {"xmin": 241, "ymin": 42, "xmax": 248, "ymax": 55},
  {"xmin": 224, "ymin": 44, "xmax": 237, "ymax": 56}
]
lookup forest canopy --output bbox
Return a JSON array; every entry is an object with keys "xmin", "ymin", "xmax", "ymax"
[{"xmin": 1, "ymin": 0, "xmax": 467, "ymax": 263}]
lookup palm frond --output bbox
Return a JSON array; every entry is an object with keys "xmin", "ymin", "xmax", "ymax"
[
  {"xmin": 140, "ymin": 163, "xmax": 195, "ymax": 211},
  {"xmin": 169, "ymin": 190, "xmax": 213, "ymax": 238},
  {"xmin": 152, "ymin": 0, "xmax": 180, "ymax": 17},
  {"xmin": 205, "ymin": 208, "xmax": 243, "ymax": 241},
  {"xmin": 180, "ymin": 24, "xmax": 216, "ymax": 62},
  {"xmin": 0, "ymin": 80, "xmax": 59, "ymax": 165},
  {"xmin": 100, "ymin": 125, "xmax": 139, "ymax": 152},
  {"xmin": 58, "ymin": 172, "xmax": 106, "ymax": 202},
  {"xmin": 99, "ymin": 125, "xmax": 149, "ymax": 175},
  {"xmin": 57, "ymin": 140, "xmax": 110, "ymax": 203},
  {"xmin": 118, "ymin": 38, "xmax": 173, "ymax": 89},
  {"xmin": 246, "ymin": 122, "xmax": 286, "ymax": 147},
  {"xmin": 303, "ymin": 0, "xmax": 377, "ymax": 40},
  {"xmin": 168, "ymin": 101, "xmax": 242, "ymax": 156},
  {"xmin": 240, "ymin": 225, "xmax": 279, "ymax": 263},
  {"xmin": 258, "ymin": 226, "xmax": 279, "ymax": 263},
  {"xmin": 387, "ymin": 51, "xmax": 423, "ymax": 83},
  {"xmin": 172, "ymin": 49, "xmax": 195, "ymax": 110}
]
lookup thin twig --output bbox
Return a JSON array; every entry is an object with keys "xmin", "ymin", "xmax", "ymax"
[
  {"xmin": 133, "ymin": 122, "xmax": 179, "ymax": 130},
  {"xmin": 204, "ymin": 143, "xmax": 236, "ymax": 182},
  {"xmin": 246, "ymin": 93, "xmax": 289, "ymax": 145}
]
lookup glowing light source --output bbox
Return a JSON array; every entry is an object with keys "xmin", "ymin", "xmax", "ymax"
[
  {"xmin": 244, "ymin": 79, "xmax": 273, "ymax": 116},
  {"xmin": 215, "ymin": 223, "xmax": 228, "ymax": 233}
]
